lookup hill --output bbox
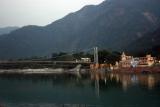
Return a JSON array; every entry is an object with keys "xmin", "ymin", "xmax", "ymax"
[
  {"xmin": 125, "ymin": 26, "xmax": 160, "ymax": 56},
  {"xmin": 0, "ymin": 0, "xmax": 160, "ymax": 59},
  {"xmin": 0, "ymin": 26, "xmax": 19, "ymax": 35}
]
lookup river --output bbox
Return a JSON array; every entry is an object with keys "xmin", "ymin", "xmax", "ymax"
[{"xmin": 0, "ymin": 72, "xmax": 160, "ymax": 107}]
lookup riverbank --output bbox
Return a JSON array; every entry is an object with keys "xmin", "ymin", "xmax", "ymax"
[
  {"xmin": 0, "ymin": 60, "xmax": 90, "ymax": 69},
  {"xmin": 0, "ymin": 68, "xmax": 91, "ymax": 76},
  {"xmin": 113, "ymin": 66, "xmax": 160, "ymax": 73}
]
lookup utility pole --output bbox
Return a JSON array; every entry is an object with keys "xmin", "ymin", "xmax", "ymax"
[{"xmin": 94, "ymin": 47, "xmax": 99, "ymax": 64}]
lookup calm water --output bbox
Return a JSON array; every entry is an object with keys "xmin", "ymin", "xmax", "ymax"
[{"xmin": 0, "ymin": 72, "xmax": 160, "ymax": 107}]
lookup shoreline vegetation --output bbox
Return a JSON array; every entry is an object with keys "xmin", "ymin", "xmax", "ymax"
[{"xmin": 0, "ymin": 50, "xmax": 160, "ymax": 74}]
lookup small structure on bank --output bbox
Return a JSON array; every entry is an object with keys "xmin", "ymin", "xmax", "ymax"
[{"xmin": 80, "ymin": 58, "xmax": 91, "ymax": 63}]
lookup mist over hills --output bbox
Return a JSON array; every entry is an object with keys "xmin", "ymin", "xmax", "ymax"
[
  {"xmin": 0, "ymin": 0, "xmax": 160, "ymax": 59},
  {"xmin": 0, "ymin": 27, "xmax": 19, "ymax": 35}
]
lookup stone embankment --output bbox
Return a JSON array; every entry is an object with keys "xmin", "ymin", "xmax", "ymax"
[{"xmin": 113, "ymin": 67, "xmax": 160, "ymax": 73}]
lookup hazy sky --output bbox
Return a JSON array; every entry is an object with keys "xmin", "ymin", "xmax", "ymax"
[{"xmin": 0, "ymin": 0, "xmax": 104, "ymax": 27}]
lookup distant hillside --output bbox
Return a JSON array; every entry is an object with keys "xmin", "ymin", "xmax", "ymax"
[
  {"xmin": 125, "ymin": 26, "xmax": 160, "ymax": 56},
  {"xmin": 0, "ymin": 27, "xmax": 19, "ymax": 35},
  {"xmin": 0, "ymin": 0, "xmax": 160, "ymax": 59}
]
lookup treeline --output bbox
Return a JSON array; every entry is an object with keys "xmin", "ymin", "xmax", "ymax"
[
  {"xmin": 51, "ymin": 50, "xmax": 121, "ymax": 64},
  {"xmin": 13, "ymin": 50, "xmax": 121, "ymax": 64},
  {"xmin": 132, "ymin": 45, "xmax": 160, "ymax": 60},
  {"xmin": 51, "ymin": 52, "xmax": 92, "ymax": 61}
]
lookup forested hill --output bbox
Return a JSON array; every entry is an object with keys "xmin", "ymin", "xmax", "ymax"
[{"xmin": 0, "ymin": 0, "xmax": 160, "ymax": 59}]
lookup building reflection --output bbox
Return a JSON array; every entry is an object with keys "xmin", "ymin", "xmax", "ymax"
[
  {"xmin": 114, "ymin": 73, "xmax": 159, "ymax": 90},
  {"xmin": 138, "ymin": 74, "xmax": 156, "ymax": 89},
  {"xmin": 90, "ymin": 70, "xmax": 160, "ymax": 92},
  {"xmin": 148, "ymin": 75, "xmax": 155, "ymax": 89}
]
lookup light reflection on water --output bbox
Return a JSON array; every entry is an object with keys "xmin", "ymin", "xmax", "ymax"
[
  {"xmin": 91, "ymin": 71, "xmax": 160, "ymax": 91},
  {"xmin": 0, "ymin": 70, "xmax": 160, "ymax": 107}
]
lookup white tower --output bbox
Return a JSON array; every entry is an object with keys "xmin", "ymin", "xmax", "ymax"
[
  {"xmin": 94, "ymin": 47, "xmax": 99, "ymax": 64},
  {"xmin": 121, "ymin": 52, "xmax": 126, "ymax": 61}
]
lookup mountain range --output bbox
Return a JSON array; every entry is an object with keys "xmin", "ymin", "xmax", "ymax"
[
  {"xmin": 0, "ymin": 0, "xmax": 160, "ymax": 59},
  {"xmin": 0, "ymin": 26, "xmax": 19, "ymax": 35}
]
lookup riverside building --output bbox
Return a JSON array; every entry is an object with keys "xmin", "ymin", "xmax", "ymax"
[{"xmin": 119, "ymin": 52, "xmax": 155, "ymax": 68}]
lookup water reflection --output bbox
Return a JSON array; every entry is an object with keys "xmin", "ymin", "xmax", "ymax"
[
  {"xmin": 0, "ymin": 71, "xmax": 160, "ymax": 91},
  {"xmin": 90, "ymin": 70, "xmax": 160, "ymax": 91},
  {"xmin": 0, "ymin": 71, "xmax": 160, "ymax": 106}
]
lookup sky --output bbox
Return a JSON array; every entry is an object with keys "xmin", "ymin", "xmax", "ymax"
[{"xmin": 0, "ymin": 0, "xmax": 104, "ymax": 27}]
